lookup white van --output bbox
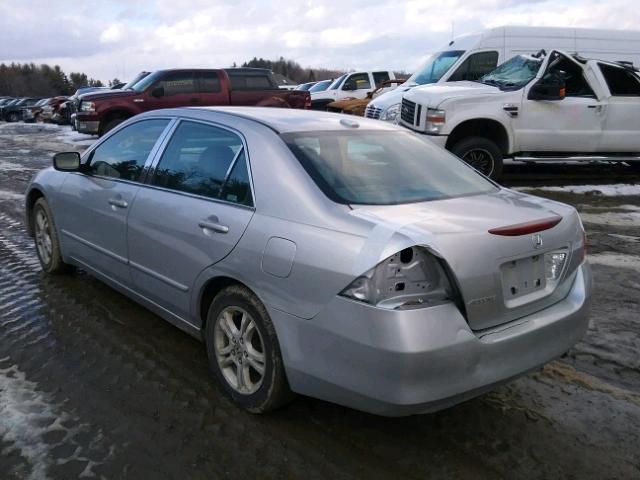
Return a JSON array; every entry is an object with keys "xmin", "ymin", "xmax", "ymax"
[{"xmin": 366, "ymin": 25, "xmax": 640, "ymax": 122}]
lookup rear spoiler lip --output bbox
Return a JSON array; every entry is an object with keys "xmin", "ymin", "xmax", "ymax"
[{"xmin": 488, "ymin": 215, "xmax": 562, "ymax": 236}]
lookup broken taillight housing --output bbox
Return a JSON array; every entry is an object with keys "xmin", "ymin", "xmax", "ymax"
[
  {"xmin": 544, "ymin": 252, "xmax": 567, "ymax": 281},
  {"xmin": 340, "ymin": 247, "xmax": 454, "ymax": 310}
]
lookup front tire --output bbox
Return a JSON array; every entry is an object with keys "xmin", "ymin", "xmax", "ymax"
[
  {"xmin": 8, "ymin": 112, "xmax": 19, "ymax": 122},
  {"xmin": 205, "ymin": 285, "xmax": 293, "ymax": 413},
  {"xmin": 450, "ymin": 136, "xmax": 503, "ymax": 180},
  {"xmin": 33, "ymin": 198, "xmax": 73, "ymax": 274}
]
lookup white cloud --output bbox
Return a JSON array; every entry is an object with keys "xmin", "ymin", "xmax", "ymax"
[{"xmin": 1, "ymin": 0, "xmax": 639, "ymax": 82}]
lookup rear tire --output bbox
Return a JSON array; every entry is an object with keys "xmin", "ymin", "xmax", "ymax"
[
  {"xmin": 205, "ymin": 285, "xmax": 294, "ymax": 413},
  {"xmin": 450, "ymin": 136, "xmax": 503, "ymax": 180},
  {"xmin": 8, "ymin": 112, "xmax": 18, "ymax": 122},
  {"xmin": 33, "ymin": 198, "xmax": 73, "ymax": 275}
]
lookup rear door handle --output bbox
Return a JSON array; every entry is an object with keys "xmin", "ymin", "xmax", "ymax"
[
  {"xmin": 198, "ymin": 221, "xmax": 229, "ymax": 234},
  {"xmin": 108, "ymin": 198, "xmax": 128, "ymax": 209}
]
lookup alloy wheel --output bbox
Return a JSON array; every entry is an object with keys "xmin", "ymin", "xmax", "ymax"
[
  {"xmin": 463, "ymin": 148, "xmax": 495, "ymax": 177},
  {"xmin": 34, "ymin": 208, "xmax": 52, "ymax": 266},
  {"xmin": 214, "ymin": 307, "xmax": 266, "ymax": 395}
]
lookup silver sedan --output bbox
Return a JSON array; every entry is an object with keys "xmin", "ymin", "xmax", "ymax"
[{"xmin": 25, "ymin": 107, "xmax": 591, "ymax": 416}]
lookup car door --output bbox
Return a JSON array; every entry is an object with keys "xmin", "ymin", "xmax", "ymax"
[
  {"xmin": 55, "ymin": 118, "xmax": 172, "ymax": 286},
  {"xmin": 144, "ymin": 71, "xmax": 200, "ymax": 110},
  {"xmin": 517, "ymin": 52, "xmax": 605, "ymax": 152},
  {"xmin": 593, "ymin": 61, "xmax": 640, "ymax": 152},
  {"xmin": 342, "ymin": 73, "xmax": 372, "ymax": 99},
  {"xmin": 126, "ymin": 120, "xmax": 255, "ymax": 323}
]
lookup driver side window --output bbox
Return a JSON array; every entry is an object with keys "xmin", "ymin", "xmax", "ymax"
[
  {"xmin": 545, "ymin": 53, "xmax": 595, "ymax": 98},
  {"xmin": 88, "ymin": 119, "xmax": 170, "ymax": 181}
]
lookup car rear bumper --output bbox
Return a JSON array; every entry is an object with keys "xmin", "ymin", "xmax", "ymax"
[{"xmin": 270, "ymin": 262, "xmax": 591, "ymax": 416}]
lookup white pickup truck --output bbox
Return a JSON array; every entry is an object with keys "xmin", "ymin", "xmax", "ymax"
[
  {"xmin": 310, "ymin": 70, "xmax": 396, "ymax": 110},
  {"xmin": 399, "ymin": 49, "xmax": 640, "ymax": 179}
]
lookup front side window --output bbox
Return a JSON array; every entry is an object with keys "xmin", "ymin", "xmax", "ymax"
[
  {"xmin": 88, "ymin": 119, "xmax": 170, "ymax": 181},
  {"xmin": 544, "ymin": 53, "xmax": 595, "ymax": 97},
  {"xmin": 328, "ymin": 74, "xmax": 348, "ymax": 90},
  {"xmin": 449, "ymin": 51, "xmax": 499, "ymax": 82},
  {"xmin": 152, "ymin": 121, "xmax": 252, "ymax": 205},
  {"xmin": 283, "ymin": 130, "xmax": 497, "ymax": 205},
  {"xmin": 599, "ymin": 63, "xmax": 640, "ymax": 96},
  {"xmin": 159, "ymin": 72, "xmax": 197, "ymax": 96},
  {"xmin": 344, "ymin": 73, "xmax": 371, "ymax": 90},
  {"xmin": 406, "ymin": 50, "xmax": 465, "ymax": 86}
]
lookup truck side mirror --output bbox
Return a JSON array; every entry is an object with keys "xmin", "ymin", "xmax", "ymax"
[
  {"xmin": 343, "ymin": 81, "xmax": 356, "ymax": 91},
  {"xmin": 151, "ymin": 86, "xmax": 165, "ymax": 98},
  {"xmin": 53, "ymin": 152, "xmax": 82, "ymax": 172},
  {"xmin": 528, "ymin": 71, "xmax": 566, "ymax": 101}
]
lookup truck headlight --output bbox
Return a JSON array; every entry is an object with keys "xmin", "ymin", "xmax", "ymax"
[
  {"xmin": 379, "ymin": 103, "xmax": 401, "ymax": 123},
  {"xmin": 80, "ymin": 101, "xmax": 95, "ymax": 112},
  {"xmin": 340, "ymin": 247, "xmax": 454, "ymax": 310},
  {"xmin": 425, "ymin": 108, "xmax": 445, "ymax": 134}
]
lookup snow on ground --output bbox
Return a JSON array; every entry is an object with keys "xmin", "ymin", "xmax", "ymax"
[
  {"xmin": 0, "ymin": 159, "xmax": 34, "ymax": 172},
  {"xmin": 589, "ymin": 252, "xmax": 640, "ymax": 270},
  {"xmin": 0, "ymin": 190, "xmax": 23, "ymax": 200},
  {"xmin": 516, "ymin": 184, "xmax": 640, "ymax": 196},
  {"xmin": 579, "ymin": 210, "xmax": 640, "ymax": 228},
  {"xmin": 55, "ymin": 126, "xmax": 97, "ymax": 147}
]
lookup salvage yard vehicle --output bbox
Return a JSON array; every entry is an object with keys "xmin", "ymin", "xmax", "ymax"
[
  {"xmin": 22, "ymin": 98, "xmax": 51, "ymax": 123},
  {"xmin": 1, "ymin": 97, "xmax": 41, "ymax": 122},
  {"xmin": 25, "ymin": 107, "xmax": 591, "ymax": 416},
  {"xmin": 366, "ymin": 25, "xmax": 640, "ymax": 123},
  {"xmin": 400, "ymin": 49, "xmax": 640, "ymax": 179},
  {"xmin": 75, "ymin": 68, "xmax": 310, "ymax": 136},
  {"xmin": 39, "ymin": 96, "xmax": 69, "ymax": 123},
  {"xmin": 310, "ymin": 70, "xmax": 396, "ymax": 110},
  {"xmin": 326, "ymin": 79, "xmax": 405, "ymax": 116},
  {"xmin": 308, "ymin": 79, "xmax": 333, "ymax": 93}
]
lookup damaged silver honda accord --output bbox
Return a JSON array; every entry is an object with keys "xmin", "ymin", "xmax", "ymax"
[{"xmin": 25, "ymin": 107, "xmax": 591, "ymax": 416}]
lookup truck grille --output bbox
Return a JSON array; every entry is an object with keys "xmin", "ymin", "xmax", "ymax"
[
  {"xmin": 400, "ymin": 98, "xmax": 416, "ymax": 125},
  {"xmin": 365, "ymin": 105, "xmax": 382, "ymax": 119}
]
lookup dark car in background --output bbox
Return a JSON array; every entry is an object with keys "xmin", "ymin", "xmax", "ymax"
[
  {"xmin": 1, "ymin": 97, "xmax": 42, "ymax": 122},
  {"xmin": 295, "ymin": 81, "xmax": 317, "ymax": 91},
  {"xmin": 75, "ymin": 67, "xmax": 311, "ymax": 136}
]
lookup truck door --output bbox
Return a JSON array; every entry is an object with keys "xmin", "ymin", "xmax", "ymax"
[
  {"xmin": 145, "ymin": 71, "xmax": 200, "ymax": 110},
  {"xmin": 341, "ymin": 73, "xmax": 373, "ymax": 99},
  {"xmin": 517, "ymin": 51, "xmax": 605, "ymax": 152},
  {"xmin": 592, "ymin": 61, "xmax": 640, "ymax": 152}
]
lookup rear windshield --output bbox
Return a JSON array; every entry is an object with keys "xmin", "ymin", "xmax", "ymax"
[{"xmin": 282, "ymin": 130, "xmax": 497, "ymax": 205}]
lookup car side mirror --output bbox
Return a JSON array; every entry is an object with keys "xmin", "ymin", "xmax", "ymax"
[
  {"xmin": 53, "ymin": 152, "xmax": 82, "ymax": 172},
  {"xmin": 528, "ymin": 72, "xmax": 566, "ymax": 101},
  {"xmin": 151, "ymin": 86, "xmax": 165, "ymax": 98},
  {"xmin": 343, "ymin": 82, "xmax": 356, "ymax": 91}
]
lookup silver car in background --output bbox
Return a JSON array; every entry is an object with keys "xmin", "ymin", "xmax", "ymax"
[{"xmin": 25, "ymin": 108, "xmax": 591, "ymax": 416}]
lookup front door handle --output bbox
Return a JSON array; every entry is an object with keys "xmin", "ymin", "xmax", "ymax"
[
  {"xmin": 587, "ymin": 105, "xmax": 598, "ymax": 109},
  {"xmin": 198, "ymin": 220, "xmax": 229, "ymax": 234},
  {"xmin": 108, "ymin": 198, "xmax": 128, "ymax": 209}
]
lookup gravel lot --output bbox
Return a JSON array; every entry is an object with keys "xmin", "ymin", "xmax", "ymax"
[{"xmin": 1, "ymin": 122, "xmax": 639, "ymax": 480}]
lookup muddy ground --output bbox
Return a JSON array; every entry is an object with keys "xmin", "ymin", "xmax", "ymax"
[{"xmin": 0, "ymin": 122, "xmax": 639, "ymax": 480}]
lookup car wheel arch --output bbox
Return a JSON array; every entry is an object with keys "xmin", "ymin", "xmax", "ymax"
[
  {"xmin": 445, "ymin": 118, "xmax": 511, "ymax": 156},
  {"xmin": 25, "ymin": 188, "xmax": 45, "ymax": 237}
]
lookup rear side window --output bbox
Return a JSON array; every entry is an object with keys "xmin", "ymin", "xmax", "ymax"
[
  {"xmin": 228, "ymin": 74, "xmax": 275, "ymax": 90},
  {"xmin": 449, "ymin": 51, "xmax": 499, "ymax": 81},
  {"xmin": 197, "ymin": 72, "xmax": 222, "ymax": 93},
  {"xmin": 152, "ymin": 121, "xmax": 252, "ymax": 206},
  {"xmin": 599, "ymin": 63, "xmax": 640, "ymax": 96},
  {"xmin": 159, "ymin": 72, "xmax": 197, "ymax": 95},
  {"xmin": 372, "ymin": 72, "xmax": 390, "ymax": 86},
  {"xmin": 88, "ymin": 119, "xmax": 169, "ymax": 181}
]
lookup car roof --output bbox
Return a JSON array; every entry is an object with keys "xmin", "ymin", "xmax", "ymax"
[{"xmin": 156, "ymin": 106, "xmax": 402, "ymax": 133}]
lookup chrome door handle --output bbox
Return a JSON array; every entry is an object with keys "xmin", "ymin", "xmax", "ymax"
[
  {"xmin": 108, "ymin": 198, "xmax": 128, "ymax": 208},
  {"xmin": 198, "ymin": 221, "xmax": 229, "ymax": 234}
]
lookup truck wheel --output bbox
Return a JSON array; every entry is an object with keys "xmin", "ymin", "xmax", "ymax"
[
  {"xmin": 33, "ymin": 198, "xmax": 73, "ymax": 274},
  {"xmin": 205, "ymin": 285, "xmax": 294, "ymax": 413},
  {"xmin": 100, "ymin": 117, "xmax": 126, "ymax": 137},
  {"xmin": 8, "ymin": 112, "xmax": 18, "ymax": 122},
  {"xmin": 450, "ymin": 137, "xmax": 503, "ymax": 180}
]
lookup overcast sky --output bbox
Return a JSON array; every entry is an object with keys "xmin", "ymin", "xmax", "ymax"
[{"xmin": 1, "ymin": 0, "xmax": 639, "ymax": 82}]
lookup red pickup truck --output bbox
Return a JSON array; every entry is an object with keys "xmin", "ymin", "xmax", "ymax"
[{"xmin": 75, "ymin": 68, "xmax": 311, "ymax": 136}]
